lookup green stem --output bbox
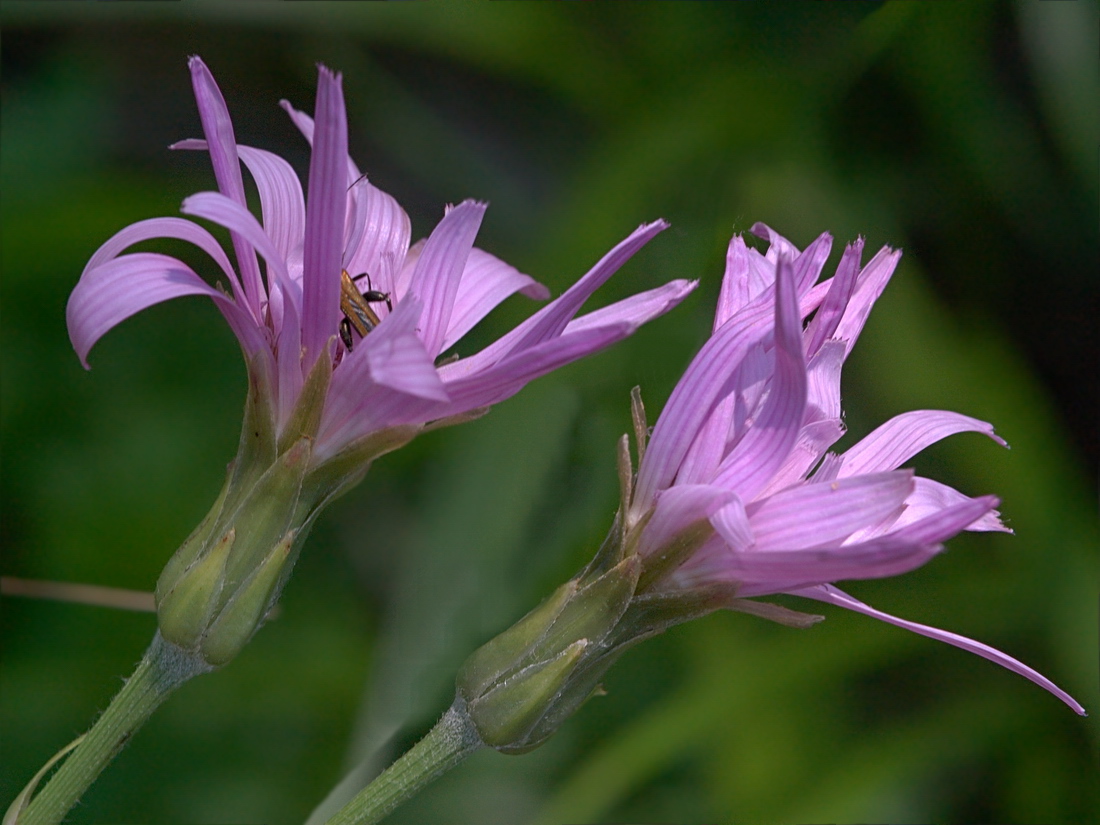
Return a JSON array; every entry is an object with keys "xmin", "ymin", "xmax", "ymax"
[
  {"xmin": 325, "ymin": 703, "xmax": 483, "ymax": 825},
  {"xmin": 20, "ymin": 633, "xmax": 209, "ymax": 825}
]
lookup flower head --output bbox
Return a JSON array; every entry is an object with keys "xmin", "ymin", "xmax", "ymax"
[
  {"xmin": 65, "ymin": 57, "xmax": 693, "ymax": 667},
  {"xmin": 67, "ymin": 57, "xmax": 694, "ymax": 466},
  {"xmin": 457, "ymin": 222, "xmax": 1082, "ymax": 756},
  {"xmin": 622, "ymin": 223, "xmax": 1084, "ymax": 715}
]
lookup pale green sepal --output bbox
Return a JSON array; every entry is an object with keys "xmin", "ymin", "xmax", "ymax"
[
  {"xmin": 4, "ymin": 734, "xmax": 84, "ymax": 825},
  {"xmin": 154, "ymin": 471, "xmax": 233, "ymax": 603},
  {"xmin": 217, "ymin": 437, "xmax": 312, "ymax": 594},
  {"xmin": 156, "ymin": 527, "xmax": 235, "ymax": 650},
  {"xmin": 457, "ymin": 580, "xmax": 577, "ymax": 699},
  {"xmin": 468, "ymin": 639, "xmax": 589, "ymax": 752},
  {"xmin": 538, "ymin": 554, "xmax": 640, "ymax": 661},
  {"xmin": 200, "ymin": 529, "xmax": 296, "ymax": 666}
]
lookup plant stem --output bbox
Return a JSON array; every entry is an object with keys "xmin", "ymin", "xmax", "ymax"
[
  {"xmin": 20, "ymin": 633, "xmax": 209, "ymax": 825},
  {"xmin": 324, "ymin": 703, "xmax": 483, "ymax": 825}
]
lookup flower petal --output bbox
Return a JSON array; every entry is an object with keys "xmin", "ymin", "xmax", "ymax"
[
  {"xmin": 301, "ymin": 65, "xmax": 348, "ymax": 367},
  {"xmin": 833, "ymin": 245, "xmax": 902, "ymax": 356},
  {"xmin": 67, "ymin": 252, "xmax": 257, "ymax": 368},
  {"xmin": 181, "ymin": 192, "xmax": 295, "ymax": 301},
  {"xmin": 636, "ymin": 484, "xmax": 734, "ymax": 561},
  {"xmin": 839, "ymin": 410, "xmax": 1006, "ymax": 477},
  {"xmin": 748, "ymin": 471, "xmax": 914, "ymax": 551},
  {"xmin": 712, "ymin": 255, "xmax": 807, "ymax": 500},
  {"xmin": 440, "ymin": 248, "xmax": 551, "ymax": 352},
  {"xmin": 634, "ymin": 289, "xmax": 776, "ymax": 512},
  {"xmin": 188, "ymin": 56, "xmax": 264, "ymax": 316},
  {"xmin": 792, "ymin": 584, "xmax": 1087, "ymax": 715},
  {"xmin": 446, "ymin": 221, "xmax": 668, "ymax": 377},
  {"xmin": 898, "ymin": 477, "xmax": 1010, "ymax": 533},
  {"xmin": 82, "ymin": 215, "xmax": 245, "ymax": 307},
  {"xmin": 343, "ymin": 177, "xmax": 412, "ymax": 299},
  {"xmin": 173, "ymin": 140, "xmax": 306, "ymax": 268},
  {"xmin": 406, "ymin": 200, "xmax": 486, "ymax": 358},
  {"xmin": 804, "ymin": 238, "xmax": 862, "ymax": 357}
]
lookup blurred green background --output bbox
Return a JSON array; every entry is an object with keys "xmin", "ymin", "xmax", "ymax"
[{"xmin": 2, "ymin": 1, "xmax": 1097, "ymax": 823}]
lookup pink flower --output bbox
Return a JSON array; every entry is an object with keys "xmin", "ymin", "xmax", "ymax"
[
  {"xmin": 67, "ymin": 57, "xmax": 693, "ymax": 463},
  {"xmin": 626, "ymin": 223, "xmax": 1084, "ymax": 715}
]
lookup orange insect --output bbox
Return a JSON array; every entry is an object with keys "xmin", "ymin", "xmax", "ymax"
[{"xmin": 339, "ymin": 269, "xmax": 391, "ymax": 350}]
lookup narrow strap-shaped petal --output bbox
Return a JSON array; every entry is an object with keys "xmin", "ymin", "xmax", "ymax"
[
  {"xmin": 747, "ymin": 471, "xmax": 914, "ymax": 551},
  {"xmin": 833, "ymin": 245, "xmax": 902, "ymax": 355},
  {"xmin": 633, "ymin": 289, "xmax": 777, "ymax": 512},
  {"xmin": 67, "ymin": 252, "xmax": 260, "ymax": 368},
  {"xmin": 279, "ymin": 99, "xmax": 363, "ymax": 187},
  {"xmin": 712, "ymin": 255, "xmax": 807, "ymax": 500},
  {"xmin": 558, "ymin": 279, "xmax": 697, "ymax": 336},
  {"xmin": 839, "ymin": 410, "xmax": 1006, "ymax": 477},
  {"xmin": 804, "ymin": 238, "xmax": 862, "ymax": 357},
  {"xmin": 752, "ymin": 223, "xmax": 833, "ymax": 297},
  {"xmin": 181, "ymin": 192, "xmax": 294, "ymax": 299},
  {"xmin": 188, "ymin": 56, "xmax": 264, "ymax": 318},
  {"xmin": 438, "ymin": 323, "xmax": 631, "ymax": 414},
  {"xmin": 714, "ymin": 235, "xmax": 753, "ymax": 329},
  {"xmin": 440, "ymin": 248, "xmax": 551, "ymax": 352},
  {"xmin": 318, "ymin": 296, "xmax": 443, "ymax": 455},
  {"xmin": 82, "ymin": 215, "xmax": 243, "ymax": 305},
  {"xmin": 405, "ymin": 201, "xmax": 486, "ymax": 358},
  {"xmin": 274, "ymin": 288, "xmax": 303, "ymax": 433},
  {"xmin": 732, "ymin": 491, "xmax": 998, "ymax": 593},
  {"xmin": 897, "ymin": 477, "xmax": 1010, "ymax": 533},
  {"xmin": 448, "ymin": 221, "xmax": 668, "ymax": 376},
  {"xmin": 436, "ymin": 278, "xmax": 693, "ymax": 388},
  {"xmin": 731, "ymin": 541, "xmax": 942, "ymax": 594},
  {"xmin": 173, "ymin": 140, "xmax": 306, "ymax": 269},
  {"xmin": 791, "ymin": 584, "xmax": 1087, "ymax": 715},
  {"xmin": 301, "ymin": 65, "xmax": 348, "ymax": 368},
  {"xmin": 343, "ymin": 178, "xmax": 412, "ymax": 296}
]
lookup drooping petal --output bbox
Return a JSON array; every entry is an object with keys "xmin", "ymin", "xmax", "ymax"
[
  {"xmin": 712, "ymin": 255, "xmax": 807, "ymax": 501},
  {"xmin": 67, "ymin": 252, "xmax": 258, "ymax": 368},
  {"xmin": 81, "ymin": 215, "xmax": 244, "ymax": 308},
  {"xmin": 300, "ymin": 65, "xmax": 348, "ymax": 368},
  {"xmin": 838, "ymin": 410, "xmax": 1006, "ymax": 477},
  {"xmin": 792, "ymin": 584, "xmax": 1087, "ymax": 716},
  {"xmin": 405, "ymin": 200, "xmax": 486, "ymax": 358},
  {"xmin": 188, "ymin": 56, "xmax": 264, "ymax": 317},
  {"xmin": 440, "ymin": 248, "xmax": 551, "ymax": 352}
]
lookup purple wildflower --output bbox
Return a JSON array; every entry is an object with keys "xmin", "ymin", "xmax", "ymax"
[
  {"xmin": 66, "ymin": 57, "xmax": 693, "ymax": 464},
  {"xmin": 626, "ymin": 223, "xmax": 1084, "ymax": 715},
  {"xmin": 63, "ymin": 57, "xmax": 694, "ymax": 669}
]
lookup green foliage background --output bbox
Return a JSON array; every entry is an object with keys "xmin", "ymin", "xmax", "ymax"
[{"xmin": 2, "ymin": 2, "xmax": 1096, "ymax": 823}]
